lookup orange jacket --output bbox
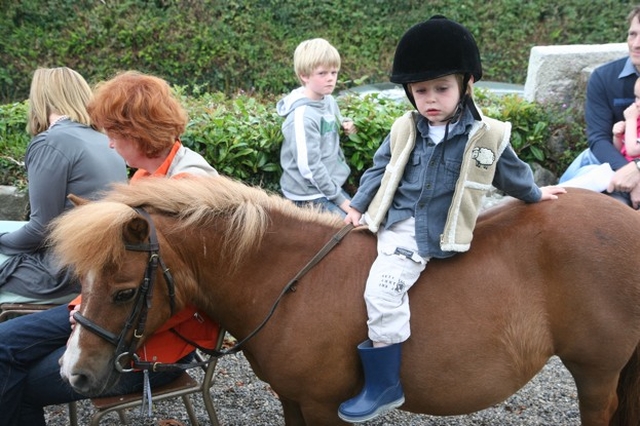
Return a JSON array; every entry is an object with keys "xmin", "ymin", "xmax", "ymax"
[{"xmin": 69, "ymin": 141, "xmax": 221, "ymax": 362}]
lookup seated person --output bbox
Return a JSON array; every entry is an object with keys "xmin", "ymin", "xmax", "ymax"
[
  {"xmin": 0, "ymin": 67, "xmax": 127, "ymax": 304},
  {"xmin": 0, "ymin": 71, "xmax": 220, "ymax": 426}
]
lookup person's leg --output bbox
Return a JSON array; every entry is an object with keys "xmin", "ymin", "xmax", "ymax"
[
  {"xmin": 365, "ymin": 217, "xmax": 427, "ymax": 345},
  {"xmin": 14, "ymin": 346, "xmax": 71, "ymax": 426},
  {"xmin": 19, "ymin": 348, "xmax": 192, "ymax": 425},
  {"xmin": 311, "ymin": 197, "xmax": 347, "ymax": 217},
  {"xmin": 339, "ymin": 218, "xmax": 426, "ymax": 422},
  {"xmin": 295, "ymin": 189, "xmax": 351, "ymax": 218},
  {"xmin": 558, "ymin": 148, "xmax": 601, "ymax": 183},
  {"xmin": 0, "ymin": 304, "xmax": 71, "ymax": 426}
]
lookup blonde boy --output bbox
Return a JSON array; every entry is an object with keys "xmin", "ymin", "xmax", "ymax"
[{"xmin": 277, "ymin": 38, "xmax": 356, "ymax": 217}]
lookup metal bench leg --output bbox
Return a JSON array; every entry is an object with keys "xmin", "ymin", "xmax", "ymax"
[
  {"xmin": 182, "ymin": 394, "xmax": 199, "ymax": 425},
  {"xmin": 68, "ymin": 401, "xmax": 78, "ymax": 426}
]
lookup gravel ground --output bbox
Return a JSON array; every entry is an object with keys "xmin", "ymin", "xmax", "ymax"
[{"xmin": 44, "ymin": 350, "xmax": 580, "ymax": 426}]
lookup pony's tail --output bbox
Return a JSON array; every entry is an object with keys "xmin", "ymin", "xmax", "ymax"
[{"xmin": 612, "ymin": 344, "xmax": 640, "ymax": 425}]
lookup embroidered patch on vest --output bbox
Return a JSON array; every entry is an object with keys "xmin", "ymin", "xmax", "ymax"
[{"xmin": 471, "ymin": 147, "xmax": 496, "ymax": 169}]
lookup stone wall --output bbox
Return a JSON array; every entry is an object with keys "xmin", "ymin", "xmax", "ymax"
[
  {"xmin": 523, "ymin": 42, "xmax": 628, "ymax": 107},
  {"xmin": 0, "ymin": 185, "xmax": 28, "ymax": 220}
]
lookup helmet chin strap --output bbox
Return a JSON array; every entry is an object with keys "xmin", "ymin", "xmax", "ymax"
[
  {"xmin": 442, "ymin": 101, "xmax": 464, "ymax": 124},
  {"xmin": 441, "ymin": 73, "xmax": 481, "ymax": 129}
]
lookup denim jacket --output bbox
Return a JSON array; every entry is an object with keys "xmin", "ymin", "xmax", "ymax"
[{"xmin": 350, "ymin": 108, "xmax": 541, "ymax": 258}]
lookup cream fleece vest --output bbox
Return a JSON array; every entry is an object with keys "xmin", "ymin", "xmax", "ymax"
[{"xmin": 363, "ymin": 110, "xmax": 510, "ymax": 253}]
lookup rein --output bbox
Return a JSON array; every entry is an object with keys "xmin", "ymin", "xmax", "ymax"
[{"xmin": 74, "ymin": 206, "xmax": 354, "ymax": 371}]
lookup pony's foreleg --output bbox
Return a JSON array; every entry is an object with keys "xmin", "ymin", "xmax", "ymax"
[
  {"xmin": 279, "ymin": 396, "xmax": 306, "ymax": 426},
  {"xmin": 563, "ymin": 360, "xmax": 622, "ymax": 426}
]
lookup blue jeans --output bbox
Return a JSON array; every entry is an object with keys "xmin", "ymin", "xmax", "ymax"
[
  {"xmin": 559, "ymin": 148, "xmax": 632, "ymax": 207},
  {"xmin": 293, "ymin": 189, "xmax": 351, "ymax": 218},
  {"xmin": 558, "ymin": 148, "xmax": 604, "ymax": 183},
  {"xmin": 0, "ymin": 304, "xmax": 186, "ymax": 426}
]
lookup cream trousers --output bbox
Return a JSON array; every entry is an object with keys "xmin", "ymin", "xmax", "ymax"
[{"xmin": 365, "ymin": 217, "xmax": 429, "ymax": 344}]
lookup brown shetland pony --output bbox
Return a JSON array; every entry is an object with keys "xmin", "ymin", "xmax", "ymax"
[{"xmin": 53, "ymin": 176, "xmax": 640, "ymax": 426}]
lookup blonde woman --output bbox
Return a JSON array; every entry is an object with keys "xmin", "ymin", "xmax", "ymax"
[{"xmin": 0, "ymin": 67, "xmax": 127, "ymax": 304}]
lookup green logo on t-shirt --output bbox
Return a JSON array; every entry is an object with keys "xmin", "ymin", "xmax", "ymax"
[{"xmin": 320, "ymin": 117, "xmax": 338, "ymax": 135}]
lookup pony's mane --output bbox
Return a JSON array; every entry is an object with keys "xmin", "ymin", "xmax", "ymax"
[{"xmin": 49, "ymin": 176, "xmax": 344, "ymax": 275}]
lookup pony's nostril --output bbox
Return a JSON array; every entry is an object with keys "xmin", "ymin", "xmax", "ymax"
[{"xmin": 68, "ymin": 372, "xmax": 93, "ymax": 395}]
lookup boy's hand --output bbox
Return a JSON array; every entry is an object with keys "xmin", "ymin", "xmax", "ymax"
[
  {"xmin": 344, "ymin": 207, "xmax": 364, "ymax": 226},
  {"xmin": 342, "ymin": 120, "xmax": 357, "ymax": 135},
  {"xmin": 539, "ymin": 185, "xmax": 567, "ymax": 201}
]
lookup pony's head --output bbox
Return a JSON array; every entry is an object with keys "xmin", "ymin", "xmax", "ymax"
[{"xmin": 53, "ymin": 201, "xmax": 178, "ymax": 394}]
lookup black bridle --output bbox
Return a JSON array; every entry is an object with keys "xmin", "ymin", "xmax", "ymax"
[
  {"xmin": 72, "ymin": 207, "xmax": 177, "ymax": 373},
  {"xmin": 73, "ymin": 206, "xmax": 353, "ymax": 372}
]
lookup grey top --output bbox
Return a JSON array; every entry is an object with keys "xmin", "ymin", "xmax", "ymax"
[
  {"xmin": 0, "ymin": 119, "xmax": 127, "ymax": 254},
  {"xmin": 0, "ymin": 119, "xmax": 127, "ymax": 299},
  {"xmin": 277, "ymin": 87, "xmax": 351, "ymax": 204}
]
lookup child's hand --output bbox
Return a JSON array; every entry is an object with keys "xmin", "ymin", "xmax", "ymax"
[
  {"xmin": 344, "ymin": 207, "xmax": 364, "ymax": 226},
  {"xmin": 624, "ymin": 103, "xmax": 640, "ymax": 121},
  {"xmin": 69, "ymin": 304, "xmax": 80, "ymax": 329},
  {"xmin": 342, "ymin": 120, "xmax": 357, "ymax": 135},
  {"xmin": 539, "ymin": 185, "xmax": 567, "ymax": 201},
  {"xmin": 613, "ymin": 120, "xmax": 626, "ymax": 135}
]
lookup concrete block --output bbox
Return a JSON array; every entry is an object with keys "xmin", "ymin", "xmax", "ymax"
[
  {"xmin": 0, "ymin": 186, "xmax": 28, "ymax": 220},
  {"xmin": 524, "ymin": 43, "xmax": 628, "ymax": 105}
]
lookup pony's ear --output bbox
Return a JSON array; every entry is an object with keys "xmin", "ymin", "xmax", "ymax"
[
  {"xmin": 123, "ymin": 217, "xmax": 149, "ymax": 245},
  {"xmin": 67, "ymin": 194, "xmax": 90, "ymax": 207}
]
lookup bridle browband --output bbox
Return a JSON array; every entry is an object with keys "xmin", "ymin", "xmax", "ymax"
[{"xmin": 73, "ymin": 206, "xmax": 353, "ymax": 372}]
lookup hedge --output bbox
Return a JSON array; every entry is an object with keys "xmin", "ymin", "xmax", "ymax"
[
  {"xmin": 0, "ymin": 0, "xmax": 632, "ymax": 103},
  {"xmin": 0, "ymin": 88, "xmax": 585, "ymax": 192}
]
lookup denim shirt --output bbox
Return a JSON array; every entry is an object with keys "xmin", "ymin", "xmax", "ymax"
[{"xmin": 351, "ymin": 109, "xmax": 540, "ymax": 259}]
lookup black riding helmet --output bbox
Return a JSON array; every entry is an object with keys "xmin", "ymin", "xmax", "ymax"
[{"xmin": 391, "ymin": 15, "xmax": 482, "ymax": 119}]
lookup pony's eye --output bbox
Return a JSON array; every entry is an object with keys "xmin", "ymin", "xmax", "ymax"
[{"xmin": 114, "ymin": 288, "xmax": 136, "ymax": 303}]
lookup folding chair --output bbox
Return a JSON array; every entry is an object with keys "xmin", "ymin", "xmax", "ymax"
[{"xmin": 69, "ymin": 329, "xmax": 226, "ymax": 426}]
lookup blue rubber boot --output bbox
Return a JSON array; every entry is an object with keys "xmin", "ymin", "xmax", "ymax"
[{"xmin": 338, "ymin": 340, "xmax": 405, "ymax": 423}]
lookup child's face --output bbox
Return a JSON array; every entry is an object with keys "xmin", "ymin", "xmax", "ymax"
[
  {"xmin": 301, "ymin": 65, "xmax": 339, "ymax": 100},
  {"xmin": 409, "ymin": 75, "xmax": 462, "ymax": 125}
]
